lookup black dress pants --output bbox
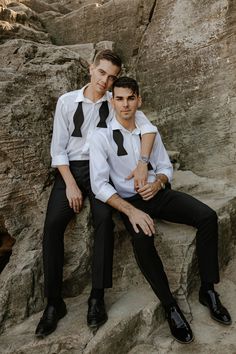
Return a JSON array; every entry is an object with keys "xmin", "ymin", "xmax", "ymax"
[
  {"xmin": 43, "ymin": 161, "xmax": 114, "ymax": 298},
  {"xmin": 122, "ymin": 187, "xmax": 220, "ymax": 307}
]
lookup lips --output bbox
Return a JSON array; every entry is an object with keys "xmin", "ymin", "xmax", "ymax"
[{"xmin": 98, "ymin": 84, "xmax": 106, "ymax": 90}]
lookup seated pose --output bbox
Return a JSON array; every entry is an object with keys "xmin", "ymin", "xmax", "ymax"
[
  {"xmin": 89, "ymin": 76, "xmax": 232, "ymax": 344},
  {"xmin": 35, "ymin": 51, "xmax": 157, "ymax": 338}
]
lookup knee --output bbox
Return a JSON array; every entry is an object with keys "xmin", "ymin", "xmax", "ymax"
[
  {"xmin": 197, "ymin": 207, "xmax": 218, "ymax": 228},
  {"xmin": 132, "ymin": 234, "xmax": 154, "ymax": 252},
  {"xmin": 93, "ymin": 208, "xmax": 113, "ymax": 229}
]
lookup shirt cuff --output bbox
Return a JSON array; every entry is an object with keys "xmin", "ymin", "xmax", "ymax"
[
  {"xmin": 51, "ymin": 155, "xmax": 69, "ymax": 167},
  {"xmin": 155, "ymin": 169, "xmax": 173, "ymax": 183},
  {"xmin": 95, "ymin": 184, "xmax": 117, "ymax": 203},
  {"xmin": 139, "ymin": 123, "xmax": 157, "ymax": 135}
]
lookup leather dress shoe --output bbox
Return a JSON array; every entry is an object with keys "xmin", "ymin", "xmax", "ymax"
[
  {"xmin": 35, "ymin": 300, "xmax": 67, "ymax": 338},
  {"xmin": 199, "ymin": 289, "xmax": 232, "ymax": 325},
  {"xmin": 87, "ymin": 297, "xmax": 108, "ymax": 329},
  {"xmin": 166, "ymin": 305, "xmax": 194, "ymax": 344}
]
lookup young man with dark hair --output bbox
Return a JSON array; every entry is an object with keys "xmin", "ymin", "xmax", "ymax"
[
  {"xmin": 35, "ymin": 52, "xmax": 157, "ymax": 337},
  {"xmin": 89, "ymin": 77, "xmax": 232, "ymax": 344}
]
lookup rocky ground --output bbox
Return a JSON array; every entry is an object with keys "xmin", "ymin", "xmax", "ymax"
[{"xmin": 0, "ymin": 0, "xmax": 236, "ymax": 353}]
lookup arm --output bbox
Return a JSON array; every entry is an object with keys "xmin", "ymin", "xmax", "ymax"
[
  {"xmin": 138, "ymin": 133, "xmax": 173, "ymax": 200},
  {"xmin": 89, "ymin": 131, "xmax": 155, "ymax": 236},
  {"xmin": 127, "ymin": 111, "xmax": 157, "ymax": 189},
  {"xmin": 57, "ymin": 165, "xmax": 83, "ymax": 213},
  {"xmin": 107, "ymin": 194, "xmax": 155, "ymax": 236},
  {"xmin": 51, "ymin": 96, "xmax": 83, "ymax": 212}
]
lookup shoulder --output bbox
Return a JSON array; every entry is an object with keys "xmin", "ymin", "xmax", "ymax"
[{"xmin": 58, "ymin": 90, "xmax": 79, "ymax": 103}]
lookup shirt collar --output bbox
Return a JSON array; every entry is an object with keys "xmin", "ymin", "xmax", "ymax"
[
  {"xmin": 75, "ymin": 85, "xmax": 112, "ymax": 103},
  {"xmin": 110, "ymin": 116, "xmax": 141, "ymax": 135}
]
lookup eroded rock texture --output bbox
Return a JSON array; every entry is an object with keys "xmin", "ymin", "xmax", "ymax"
[{"xmin": 0, "ymin": 1, "xmax": 236, "ymax": 352}]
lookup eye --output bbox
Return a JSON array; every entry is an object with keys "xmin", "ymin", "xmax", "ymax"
[{"xmin": 109, "ymin": 76, "xmax": 117, "ymax": 82}]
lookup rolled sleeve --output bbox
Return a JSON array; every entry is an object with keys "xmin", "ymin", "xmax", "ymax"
[
  {"xmin": 95, "ymin": 184, "xmax": 117, "ymax": 203},
  {"xmin": 90, "ymin": 130, "xmax": 118, "ymax": 203},
  {"xmin": 50, "ymin": 96, "xmax": 70, "ymax": 168},
  {"xmin": 51, "ymin": 154, "xmax": 69, "ymax": 167},
  {"xmin": 135, "ymin": 110, "xmax": 157, "ymax": 135}
]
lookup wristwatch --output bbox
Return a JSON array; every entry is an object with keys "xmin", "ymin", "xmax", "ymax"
[
  {"xmin": 138, "ymin": 155, "xmax": 149, "ymax": 164},
  {"xmin": 156, "ymin": 178, "xmax": 165, "ymax": 190}
]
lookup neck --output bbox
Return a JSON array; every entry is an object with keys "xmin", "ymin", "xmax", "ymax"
[
  {"xmin": 84, "ymin": 84, "xmax": 104, "ymax": 102},
  {"xmin": 116, "ymin": 115, "xmax": 136, "ymax": 131}
]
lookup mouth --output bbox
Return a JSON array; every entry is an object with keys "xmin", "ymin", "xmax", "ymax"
[{"xmin": 98, "ymin": 83, "xmax": 106, "ymax": 90}]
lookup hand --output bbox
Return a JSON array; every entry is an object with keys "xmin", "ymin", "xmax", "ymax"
[
  {"xmin": 129, "ymin": 207, "xmax": 155, "ymax": 236},
  {"xmin": 138, "ymin": 180, "xmax": 161, "ymax": 201},
  {"xmin": 66, "ymin": 183, "xmax": 83, "ymax": 213},
  {"xmin": 126, "ymin": 161, "xmax": 148, "ymax": 191}
]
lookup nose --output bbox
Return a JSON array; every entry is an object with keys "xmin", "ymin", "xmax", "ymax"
[
  {"xmin": 123, "ymin": 99, "xmax": 128, "ymax": 107},
  {"xmin": 101, "ymin": 75, "xmax": 109, "ymax": 85}
]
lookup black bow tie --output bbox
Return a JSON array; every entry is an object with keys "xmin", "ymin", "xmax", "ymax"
[
  {"xmin": 113, "ymin": 130, "xmax": 128, "ymax": 156},
  {"xmin": 72, "ymin": 101, "xmax": 109, "ymax": 137}
]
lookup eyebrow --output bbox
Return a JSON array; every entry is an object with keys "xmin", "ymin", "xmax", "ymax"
[{"xmin": 115, "ymin": 95, "xmax": 136, "ymax": 99}]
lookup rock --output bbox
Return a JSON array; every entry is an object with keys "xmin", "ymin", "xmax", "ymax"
[
  {"xmin": 136, "ymin": 0, "xmax": 236, "ymax": 181},
  {"xmin": 0, "ymin": 38, "xmax": 89, "ymax": 332}
]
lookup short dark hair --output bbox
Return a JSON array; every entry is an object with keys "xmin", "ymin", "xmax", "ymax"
[
  {"xmin": 94, "ymin": 49, "xmax": 122, "ymax": 69},
  {"xmin": 112, "ymin": 76, "xmax": 139, "ymax": 96}
]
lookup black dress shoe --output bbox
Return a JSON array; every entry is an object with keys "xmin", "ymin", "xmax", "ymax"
[
  {"xmin": 166, "ymin": 305, "xmax": 194, "ymax": 344},
  {"xmin": 199, "ymin": 289, "xmax": 232, "ymax": 325},
  {"xmin": 35, "ymin": 301, "xmax": 67, "ymax": 338},
  {"xmin": 87, "ymin": 297, "xmax": 108, "ymax": 329}
]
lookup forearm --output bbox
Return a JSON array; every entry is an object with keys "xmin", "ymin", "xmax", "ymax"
[
  {"xmin": 57, "ymin": 165, "xmax": 77, "ymax": 187},
  {"xmin": 140, "ymin": 133, "xmax": 156, "ymax": 159},
  {"xmin": 107, "ymin": 193, "xmax": 136, "ymax": 216}
]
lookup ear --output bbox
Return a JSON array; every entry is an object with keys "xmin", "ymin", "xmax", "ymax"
[{"xmin": 138, "ymin": 96, "xmax": 142, "ymax": 108}]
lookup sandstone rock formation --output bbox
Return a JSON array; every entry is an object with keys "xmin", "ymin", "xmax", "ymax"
[{"xmin": 0, "ymin": 0, "xmax": 236, "ymax": 353}]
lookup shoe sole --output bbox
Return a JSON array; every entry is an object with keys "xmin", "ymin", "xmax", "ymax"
[
  {"xmin": 35, "ymin": 308, "xmax": 67, "ymax": 338},
  {"xmin": 199, "ymin": 299, "xmax": 232, "ymax": 326},
  {"xmin": 87, "ymin": 316, "xmax": 108, "ymax": 329},
  {"xmin": 171, "ymin": 333, "xmax": 194, "ymax": 344}
]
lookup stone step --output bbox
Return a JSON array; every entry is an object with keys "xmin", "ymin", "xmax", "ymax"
[
  {"xmin": 0, "ymin": 171, "xmax": 235, "ymax": 353},
  {"xmin": 128, "ymin": 250, "xmax": 236, "ymax": 354}
]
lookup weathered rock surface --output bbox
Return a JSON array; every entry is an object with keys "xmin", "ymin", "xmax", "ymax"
[
  {"xmin": 0, "ymin": 171, "xmax": 236, "ymax": 353},
  {"xmin": 0, "ymin": 0, "xmax": 236, "ymax": 352},
  {"xmin": 33, "ymin": 0, "xmax": 236, "ymax": 181}
]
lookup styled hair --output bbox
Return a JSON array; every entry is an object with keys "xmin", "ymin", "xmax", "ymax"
[
  {"xmin": 112, "ymin": 76, "xmax": 139, "ymax": 96},
  {"xmin": 93, "ymin": 49, "xmax": 122, "ymax": 69}
]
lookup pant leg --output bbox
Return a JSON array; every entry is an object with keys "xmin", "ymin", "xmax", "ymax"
[
  {"xmin": 121, "ymin": 213, "xmax": 175, "ymax": 307},
  {"xmin": 43, "ymin": 173, "xmax": 75, "ymax": 298},
  {"xmin": 155, "ymin": 189, "xmax": 220, "ymax": 284},
  {"xmin": 89, "ymin": 193, "xmax": 114, "ymax": 289}
]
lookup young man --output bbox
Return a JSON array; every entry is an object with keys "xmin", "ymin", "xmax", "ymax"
[
  {"xmin": 35, "ymin": 51, "xmax": 157, "ymax": 338},
  {"xmin": 89, "ymin": 77, "xmax": 232, "ymax": 344}
]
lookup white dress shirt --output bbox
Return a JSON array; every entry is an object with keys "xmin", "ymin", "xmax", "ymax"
[
  {"xmin": 89, "ymin": 117, "xmax": 173, "ymax": 202},
  {"xmin": 50, "ymin": 86, "xmax": 158, "ymax": 167}
]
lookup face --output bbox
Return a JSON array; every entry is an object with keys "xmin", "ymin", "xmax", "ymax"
[
  {"xmin": 89, "ymin": 59, "xmax": 120, "ymax": 95},
  {"xmin": 111, "ymin": 87, "xmax": 141, "ymax": 122}
]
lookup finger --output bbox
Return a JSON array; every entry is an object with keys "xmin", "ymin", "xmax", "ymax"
[
  {"xmin": 146, "ymin": 219, "xmax": 155, "ymax": 234},
  {"xmin": 138, "ymin": 184, "xmax": 150, "ymax": 193},
  {"xmin": 78, "ymin": 195, "xmax": 83, "ymax": 209},
  {"xmin": 68, "ymin": 198, "xmax": 73, "ymax": 209},
  {"xmin": 125, "ymin": 172, "xmax": 134, "ymax": 180},
  {"xmin": 143, "ymin": 215, "xmax": 155, "ymax": 232},
  {"xmin": 139, "ymin": 189, "xmax": 152, "ymax": 198},
  {"xmin": 72, "ymin": 199, "xmax": 79, "ymax": 213},
  {"xmin": 131, "ymin": 222, "xmax": 140, "ymax": 233}
]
